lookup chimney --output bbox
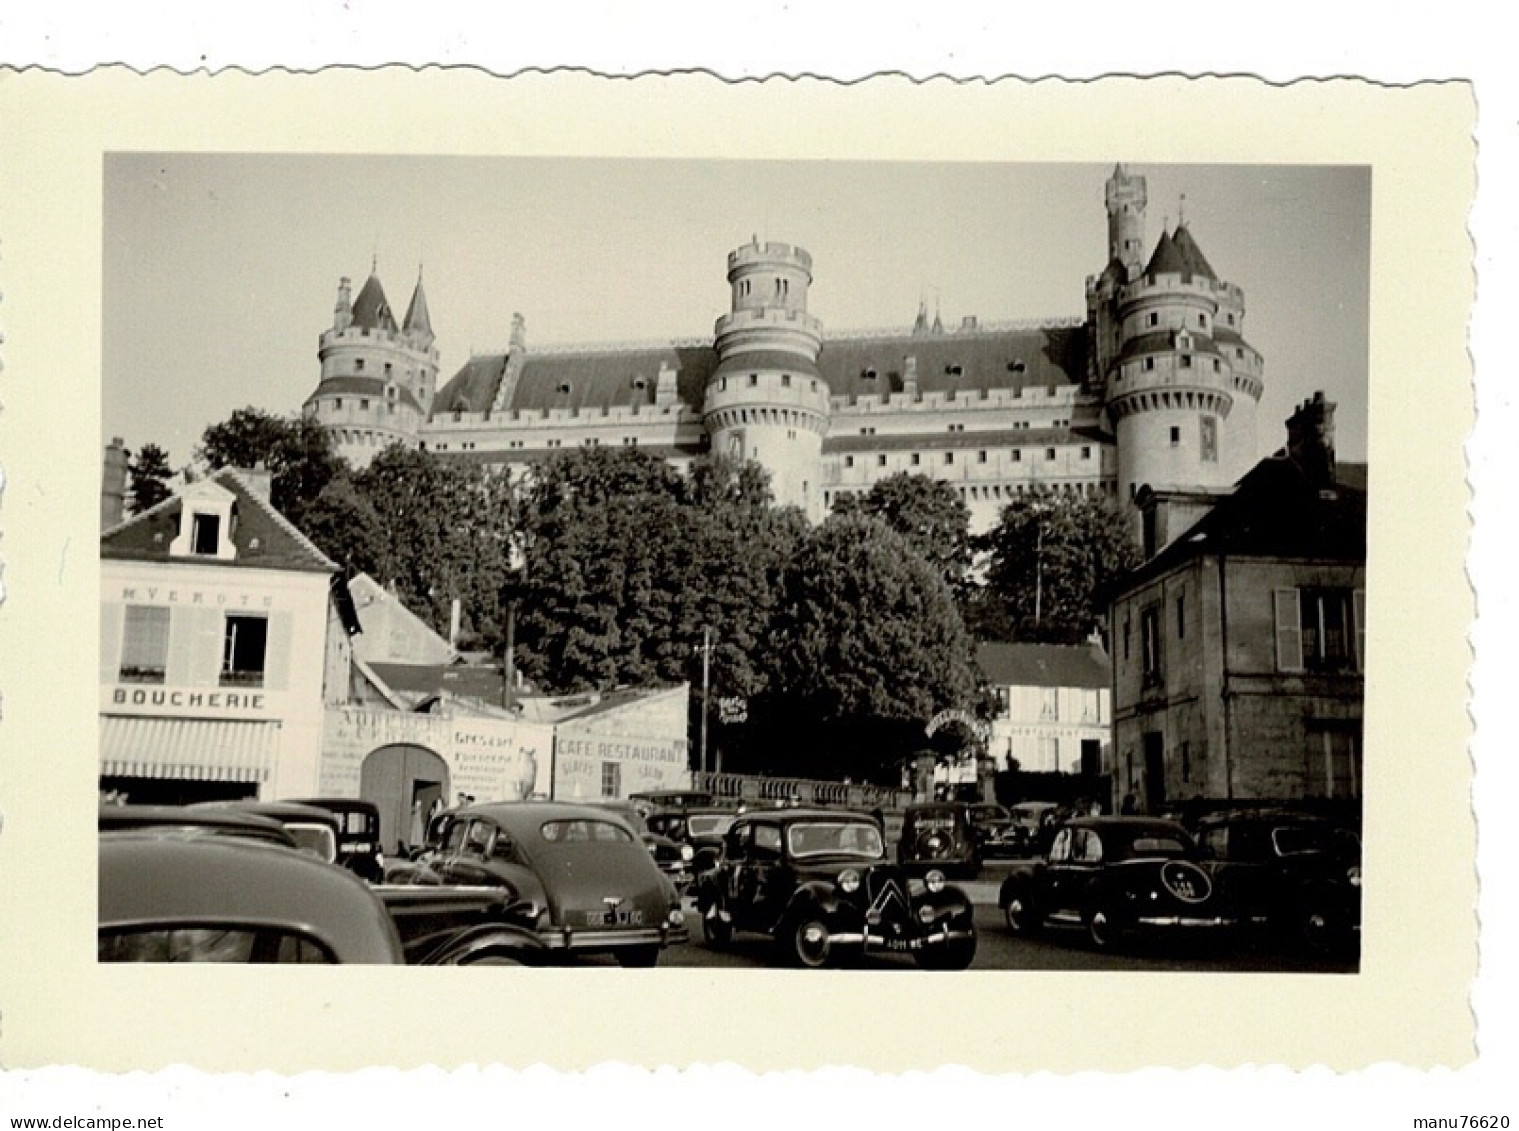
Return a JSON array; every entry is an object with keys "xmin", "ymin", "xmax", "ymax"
[
  {"xmin": 334, "ymin": 276, "xmax": 353, "ymax": 331},
  {"xmin": 101, "ymin": 437, "xmax": 129, "ymax": 530},
  {"xmin": 655, "ymin": 360, "xmax": 680, "ymax": 406},
  {"xmin": 509, "ymin": 312, "xmax": 527, "ymax": 351},
  {"xmin": 1286, "ymin": 391, "xmax": 1338, "ymax": 489}
]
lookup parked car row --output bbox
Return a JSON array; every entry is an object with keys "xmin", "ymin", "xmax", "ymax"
[{"xmin": 997, "ymin": 811, "xmax": 1361, "ymax": 956}]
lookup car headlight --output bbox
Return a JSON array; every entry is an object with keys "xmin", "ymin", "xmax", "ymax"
[
  {"xmin": 668, "ymin": 907, "xmax": 685, "ymax": 927},
  {"xmin": 838, "ymin": 868, "xmax": 861, "ymax": 894},
  {"xmin": 917, "ymin": 904, "xmax": 937, "ymax": 924},
  {"xmin": 924, "ymin": 869, "xmax": 946, "ymax": 894},
  {"xmin": 1348, "ymin": 865, "xmax": 1362, "ymax": 887},
  {"xmin": 680, "ymin": 845, "xmax": 695, "ymax": 862}
]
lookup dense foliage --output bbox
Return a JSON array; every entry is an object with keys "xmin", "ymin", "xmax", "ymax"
[{"xmin": 125, "ymin": 442, "xmax": 174, "ymax": 515}]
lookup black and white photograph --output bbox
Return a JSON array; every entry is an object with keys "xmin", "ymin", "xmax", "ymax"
[
  {"xmin": 95, "ymin": 155, "xmax": 1370, "ymax": 975},
  {"xmin": 0, "ymin": 62, "xmax": 1490, "ymax": 1115}
]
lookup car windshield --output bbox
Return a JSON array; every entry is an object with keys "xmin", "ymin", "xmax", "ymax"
[
  {"xmin": 785, "ymin": 822, "xmax": 884, "ymax": 860},
  {"xmin": 539, "ymin": 819, "xmax": 635, "ymax": 845},
  {"xmin": 970, "ymin": 805, "xmax": 1010, "ymax": 824},
  {"xmin": 688, "ymin": 814, "xmax": 734, "ymax": 837}
]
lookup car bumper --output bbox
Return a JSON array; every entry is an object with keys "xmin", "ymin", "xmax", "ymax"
[
  {"xmin": 828, "ymin": 923, "xmax": 976, "ymax": 953},
  {"xmin": 1133, "ymin": 914, "xmax": 1239, "ymax": 930},
  {"xmin": 539, "ymin": 924, "xmax": 689, "ymax": 952}
]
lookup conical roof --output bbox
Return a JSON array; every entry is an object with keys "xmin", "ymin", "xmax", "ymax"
[
  {"xmin": 350, "ymin": 273, "xmax": 398, "ymax": 333},
  {"xmin": 1143, "ymin": 228, "xmax": 1185, "ymax": 276},
  {"xmin": 1170, "ymin": 224, "xmax": 1218, "ymax": 281},
  {"xmin": 403, "ymin": 275, "xmax": 433, "ymax": 337}
]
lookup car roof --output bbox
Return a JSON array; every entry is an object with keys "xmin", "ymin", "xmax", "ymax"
[
  {"xmin": 289, "ymin": 797, "xmax": 381, "ymax": 816},
  {"xmin": 461, "ymin": 800, "xmax": 640, "ymax": 833},
  {"xmin": 100, "ymin": 803, "xmax": 293, "ymax": 836},
  {"xmin": 1065, "ymin": 816, "xmax": 1191, "ymax": 835},
  {"xmin": 99, "ymin": 833, "xmax": 403, "ymax": 963},
  {"xmin": 732, "ymin": 808, "xmax": 876, "ymax": 826},
  {"xmin": 191, "ymin": 799, "xmax": 343, "ymax": 827}
]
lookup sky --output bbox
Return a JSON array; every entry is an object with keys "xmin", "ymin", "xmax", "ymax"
[{"xmin": 103, "ymin": 157, "xmax": 1371, "ymax": 469}]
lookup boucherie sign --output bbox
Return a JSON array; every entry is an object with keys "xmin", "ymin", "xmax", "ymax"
[{"xmin": 107, "ymin": 686, "xmax": 268, "ymax": 714}]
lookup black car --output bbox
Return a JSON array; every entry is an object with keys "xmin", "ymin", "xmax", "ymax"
[
  {"xmin": 897, "ymin": 802, "xmax": 980, "ymax": 878},
  {"xmin": 290, "ymin": 797, "xmax": 386, "ymax": 882},
  {"xmin": 1194, "ymin": 809, "xmax": 1361, "ymax": 955},
  {"xmin": 966, "ymin": 802, "xmax": 1023, "ymax": 859},
  {"xmin": 998, "ymin": 816, "xmax": 1239, "ymax": 950},
  {"xmin": 645, "ymin": 806, "xmax": 738, "ymax": 873},
  {"xmin": 694, "ymin": 808, "xmax": 977, "ymax": 970}
]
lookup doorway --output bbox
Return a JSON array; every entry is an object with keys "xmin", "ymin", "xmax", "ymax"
[
  {"xmin": 361, "ymin": 744, "xmax": 450, "ymax": 855},
  {"xmin": 1142, "ymin": 732, "xmax": 1166, "ymax": 812}
]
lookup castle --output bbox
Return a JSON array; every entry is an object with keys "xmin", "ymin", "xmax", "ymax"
[{"xmin": 301, "ymin": 165, "xmax": 1264, "ymax": 534}]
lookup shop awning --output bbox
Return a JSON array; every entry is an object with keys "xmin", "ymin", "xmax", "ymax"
[{"xmin": 100, "ymin": 716, "xmax": 280, "ymax": 783}]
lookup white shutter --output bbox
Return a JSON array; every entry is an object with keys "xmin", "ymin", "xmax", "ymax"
[
  {"xmin": 184, "ymin": 607, "xmax": 224, "ymax": 688},
  {"xmin": 99, "ymin": 604, "xmax": 124, "ymax": 683},
  {"xmin": 263, "ymin": 610, "xmax": 294, "ymax": 691},
  {"xmin": 1353, "ymin": 588, "xmax": 1366, "ymax": 673},
  {"xmin": 1274, "ymin": 589, "xmax": 1303, "ymax": 671}
]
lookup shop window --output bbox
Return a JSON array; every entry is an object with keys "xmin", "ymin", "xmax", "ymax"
[
  {"xmin": 119, "ymin": 605, "xmax": 170, "ymax": 684},
  {"xmin": 221, "ymin": 615, "xmax": 269, "ymax": 688}
]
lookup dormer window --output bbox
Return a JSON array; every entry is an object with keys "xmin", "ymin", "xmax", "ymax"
[
  {"xmin": 191, "ymin": 513, "xmax": 221, "ymax": 555},
  {"xmin": 1008, "ymin": 360, "xmax": 1027, "ymax": 374},
  {"xmin": 944, "ymin": 364, "xmax": 964, "ymax": 377},
  {"xmin": 557, "ymin": 381, "xmax": 573, "ymax": 395},
  {"xmin": 863, "ymin": 368, "xmax": 878, "ymax": 380}
]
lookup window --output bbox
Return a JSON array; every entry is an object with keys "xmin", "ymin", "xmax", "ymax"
[
  {"xmin": 1144, "ymin": 357, "xmax": 1155, "ymax": 371},
  {"xmin": 844, "ymin": 456, "xmax": 855, "ymax": 468},
  {"xmin": 1180, "ymin": 741, "xmax": 1192, "ymax": 783},
  {"xmin": 748, "ymin": 374, "xmax": 759, "ymax": 387},
  {"xmin": 354, "ymin": 358, "xmax": 365, "ymax": 372},
  {"xmin": 1081, "ymin": 446, "xmax": 1092, "ymax": 459},
  {"xmin": 1147, "ymin": 312, "xmax": 1158, "ymax": 327},
  {"xmin": 334, "ymin": 397, "xmax": 343, "ymax": 409},
  {"xmin": 1040, "ymin": 688, "xmax": 1059, "ymax": 721},
  {"xmin": 948, "ymin": 423, "xmax": 965, "ymax": 432},
  {"xmin": 1200, "ymin": 415, "xmax": 1218, "ymax": 463},
  {"xmin": 877, "ymin": 455, "xmax": 886, "ymax": 467},
  {"xmin": 1140, "ymin": 604, "xmax": 1163, "ymax": 686},
  {"xmin": 781, "ymin": 374, "xmax": 791, "ymax": 387},
  {"xmin": 911, "ymin": 453, "xmax": 921, "ymax": 466},
  {"xmin": 978, "ymin": 451, "xmax": 987, "ymax": 463},
  {"xmin": 944, "ymin": 452, "xmax": 954, "ymax": 465},
  {"xmin": 190, "ymin": 513, "xmax": 221, "ymax": 556},
  {"xmin": 1307, "ymin": 725, "xmax": 1362, "ymax": 799},
  {"xmin": 119, "ymin": 606, "xmax": 170, "ymax": 683},
  {"xmin": 1198, "ymin": 314, "xmax": 1207, "ymax": 328},
  {"xmin": 1045, "ymin": 448, "xmax": 1055, "ymax": 460},
  {"xmin": 1180, "ymin": 355, "xmax": 1193, "ymax": 369},
  {"xmin": 1275, "ymin": 588, "xmax": 1364, "ymax": 673},
  {"xmin": 1175, "ymin": 593, "xmax": 1186, "ymax": 639},
  {"xmin": 1169, "ymin": 426, "xmax": 1181, "ymax": 446},
  {"xmin": 1039, "ymin": 736, "xmax": 1061, "ymax": 770},
  {"xmin": 360, "ymin": 398, "xmax": 370, "ymax": 410},
  {"xmin": 221, "ymin": 615, "xmax": 268, "ymax": 687},
  {"xmin": 1081, "ymin": 689, "xmax": 1101, "ymax": 722},
  {"xmin": 384, "ymin": 362, "xmax": 393, "ymax": 375},
  {"xmin": 601, "ymin": 761, "xmax": 621, "ymax": 798},
  {"xmin": 1011, "ymin": 450, "xmax": 1022, "ymax": 462}
]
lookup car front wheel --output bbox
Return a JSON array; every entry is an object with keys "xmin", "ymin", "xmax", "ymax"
[
  {"xmin": 916, "ymin": 934, "xmax": 977, "ymax": 971},
  {"xmin": 782, "ymin": 911, "xmax": 834, "ymax": 969},
  {"xmin": 1002, "ymin": 886, "xmax": 1039, "ymax": 935}
]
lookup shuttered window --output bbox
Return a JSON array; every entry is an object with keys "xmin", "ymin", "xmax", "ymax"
[{"xmin": 119, "ymin": 606, "xmax": 170, "ymax": 684}]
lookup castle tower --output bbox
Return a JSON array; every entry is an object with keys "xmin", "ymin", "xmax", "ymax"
[
  {"xmin": 303, "ymin": 266, "xmax": 439, "ymax": 468},
  {"xmin": 1103, "ymin": 214, "xmax": 1264, "ymax": 540},
  {"xmin": 1087, "ymin": 164, "xmax": 1149, "ymax": 390},
  {"xmin": 704, "ymin": 238, "xmax": 830, "ymax": 518},
  {"xmin": 1106, "ymin": 163, "xmax": 1149, "ymax": 278}
]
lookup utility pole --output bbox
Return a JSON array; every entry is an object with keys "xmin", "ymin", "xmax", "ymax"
[
  {"xmin": 697, "ymin": 626, "xmax": 713, "ymax": 780},
  {"xmin": 1034, "ymin": 517, "xmax": 1045, "ymax": 626}
]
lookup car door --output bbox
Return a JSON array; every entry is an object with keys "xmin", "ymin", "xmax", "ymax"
[
  {"xmin": 1041, "ymin": 827, "xmax": 1100, "ymax": 920},
  {"xmin": 720, "ymin": 821, "xmax": 754, "ymax": 925},
  {"xmin": 746, "ymin": 822, "xmax": 788, "ymax": 928},
  {"xmin": 436, "ymin": 818, "xmax": 501, "ymax": 887}
]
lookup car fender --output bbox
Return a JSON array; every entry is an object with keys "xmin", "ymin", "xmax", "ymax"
[
  {"xmin": 916, "ymin": 885, "xmax": 973, "ymax": 923},
  {"xmin": 422, "ymin": 923, "xmax": 547, "ymax": 966},
  {"xmin": 785, "ymin": 881, "xmax": 845, "ymax": 924}
]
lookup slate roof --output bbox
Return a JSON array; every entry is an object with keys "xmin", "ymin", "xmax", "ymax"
[
  {"xmin": 350, "ymin": 273, "xmax": 398, "ymax": 333},
  {"xmin": 1143, "ymin": 224, "xmax": 1218, "ymax": 282},
  {"xmin": 403, "ymin": 277, "xmax": 432, "ymax": 337},
  {"xmin": 430, "ymin": 323, "xmax": 1089, "ymax": 418},
  {"xmin": 975, "ymin": 641, "xmax": 1111, "ymax": 690},
  {"xmin": 100, "ymin": 468, "xmax": 336, "ymax": 574},
  {"xmin": 306, "ymin": 375, "xmax": 424, "ymax": 413},
  {"xmin": 1116, "ymin": 455, "xmax": 1368, "ymax": 593}
]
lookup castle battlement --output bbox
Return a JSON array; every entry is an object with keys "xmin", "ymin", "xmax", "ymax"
[{"xmin": 728, "ymin": 241, "xmax": 813, "ymax": 270}]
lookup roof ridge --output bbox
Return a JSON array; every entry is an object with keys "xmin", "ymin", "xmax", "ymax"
[{"xmin": 215, "ymin": 468, "xmax": 337, "ymax": 571}]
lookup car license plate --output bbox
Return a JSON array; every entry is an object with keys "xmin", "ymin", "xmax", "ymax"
[
  {"xmin": 880, "ymin": 937, "xmax": 923, "ymax": 952},
  {"xmin": 584, "ymin": 910, "xmax": 645, "ymax": 927}
]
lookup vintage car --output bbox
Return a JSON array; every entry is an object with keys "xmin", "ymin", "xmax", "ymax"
[
  {"xmin": 290, "ymin": 797, "xmax": 386, "ymax": 882},
  {"xmin": 998, "ymin": 816, "xmax": 1238, "ymax": 949},
  {"xmin": 897, "ymin": 802, "xmax": 981, "ymax": 877},
  {"xmin": 102, "ymin": 825, "xmax": 544, "ymax": 965},
  {"xmin": 1007, "ymin": 800, "xmax": 1065, "ymax": 855},
  {"xmin": 395, "ymin": 802, "xmax": 688, "ymax": 966},
  {"xmin": 581, "ymin": 799, "xmax": 696, "ymax": 893},
  {"xmin": 645, "ymin": 806, "xmax": 738, "ymax": 872},
  {"xmin": 628, "ymin": 789, "xmax": 716, "ymax": 816},
  {"xmin": 190, "ymin": 799, "xmax": 343, "ymax": 864},
  {"xmin": 966, "ymin": 802, "xmax": 1023, "ymax": 858},
  {"xmin": 1193, "ymin": 809, "xmax": 1362, "ymax": 954},
  {"xmin": 694, "ymin": 807, "xmax": 977, "ymax": 969},
  {"xmin": 100, "ymin": 829, "xmax": 406, "ymax": 964},
  {"xmin": 99, "ymin": 803, "xmax": 299, "ymax": 850}
]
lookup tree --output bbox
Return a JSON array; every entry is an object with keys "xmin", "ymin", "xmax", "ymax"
[
  {"xmin": 297, "ymin": 470, "xmax": 387, "ymax": 576},
  {"xmin": 973, "ymin": 487, "xmax": 1142, "ymax": 644},
  {"xmin": 763, "ymin": 513, "xmax": 979, "ymax": 778},
  {"xmin": 353, "ymin": 446, "xmax": 514, "ymax": 646},
  {"xmin": 125, "ymin": 442, "xmax": 174, "ymax": 514},
  {"xmin": 198, "ymin": 407, "xmax": 346, "ymax": 525},
  {"xmin": 832, "ymin": 472, "xmax": 973, "ymax": 594}
]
